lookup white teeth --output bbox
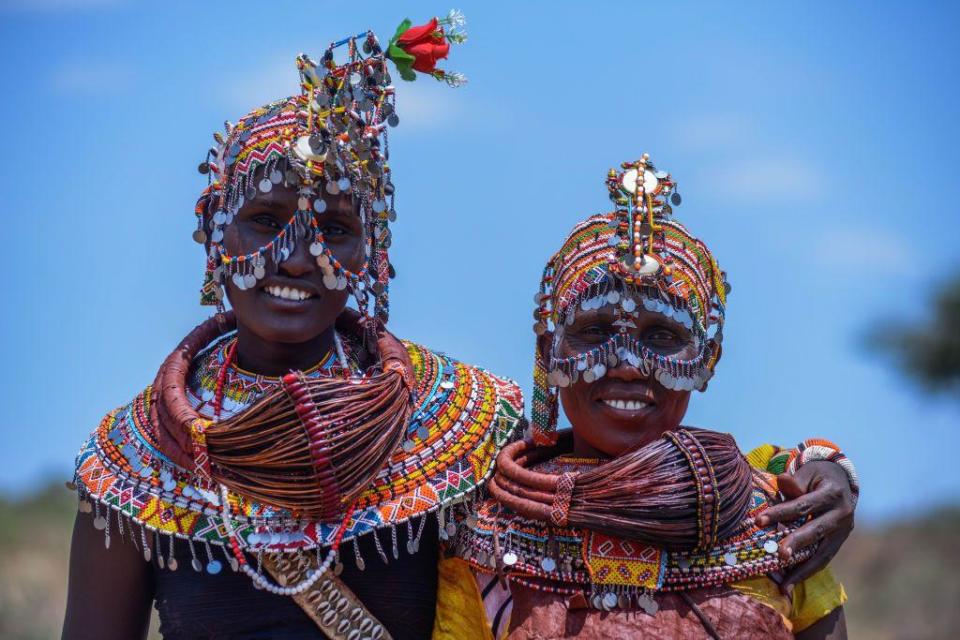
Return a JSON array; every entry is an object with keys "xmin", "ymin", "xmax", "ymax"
[
  {"xmin": 602, "ymin": 399, "xmax": 649, "ymax": 411},
  {"xmin": 265, "ymin": 285, "xmax": 314, "ymax": 301}
]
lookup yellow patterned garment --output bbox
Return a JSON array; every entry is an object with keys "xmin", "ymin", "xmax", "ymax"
[{"xmin": 431, "ymin": 443, "xmax": 847, "ymax": 638}]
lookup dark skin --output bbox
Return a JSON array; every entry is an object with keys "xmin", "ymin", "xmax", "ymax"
[
  {"xmin": 62, "ymin": 173, "xmax": 410, "ymax": 639},
  {"xmin": 541, "ymin": 302, "xmax": 852, "ymax": 639}
]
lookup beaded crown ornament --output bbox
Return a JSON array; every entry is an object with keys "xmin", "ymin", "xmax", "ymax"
[
  {"xmin": 193, "ymin": 11, "xmax": 468, "ymax": 324},
  {"xmin": 532, "ymin": 154, "xmax": 731, "ymax": 444}
]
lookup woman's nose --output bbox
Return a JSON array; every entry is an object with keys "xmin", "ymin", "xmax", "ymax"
[{"xmin": 278, "ymin": 238, "xmax": 316, "ymax": 277}]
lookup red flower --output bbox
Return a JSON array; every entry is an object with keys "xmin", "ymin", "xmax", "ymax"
[{"xmin": 395, "ymin": 18, "xmax": 450, "ymax": 74}]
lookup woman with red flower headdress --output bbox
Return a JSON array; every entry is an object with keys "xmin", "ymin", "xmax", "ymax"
[{"xmin": 61, "ymin": 14, "xmax": 506, "ymax": 640}]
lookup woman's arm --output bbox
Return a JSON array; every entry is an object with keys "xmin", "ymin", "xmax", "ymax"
[
  {"xmin": 796, "ymin": 606, "xmax": 847, "ymax": 640},
  {"xmin": 61, "ymin": 510, "xmax": 155, "ymax": 640}
]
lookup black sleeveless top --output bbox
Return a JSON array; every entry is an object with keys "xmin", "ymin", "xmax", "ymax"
[{"xmin": 153, "ymin": 518, "xmax": 439, "ymax": 639}]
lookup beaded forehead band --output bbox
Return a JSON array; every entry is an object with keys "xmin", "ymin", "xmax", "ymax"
[
  {"xmin": 194, "ymin": 11, "xmax": 467, "ymax": 324},
  {"xmin": 532, "ymin": 154, "xmax": 731, "ymax": 444}
]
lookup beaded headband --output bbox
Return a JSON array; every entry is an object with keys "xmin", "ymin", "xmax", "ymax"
[
  {"xmin": 194, "ymin": 11, "xmax": 468, "ymax": 324},
  {"xmin": 532, "ymin": 154, "xmax": 730, "ymax": 444}
]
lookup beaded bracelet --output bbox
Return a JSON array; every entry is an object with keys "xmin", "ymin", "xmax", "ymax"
[{"xmin": 769, "ymin": 439, "xmax": 859, "ymax": 507}]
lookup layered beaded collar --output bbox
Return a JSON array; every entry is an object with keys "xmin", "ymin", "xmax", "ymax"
[{"xmin": 455, "ymin": 442, "xmax": 809, "ymax": 613}]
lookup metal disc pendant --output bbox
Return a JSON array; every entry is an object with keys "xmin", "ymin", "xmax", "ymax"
[
  {"xmin": 763, "ymin": 539, "xmax": 779, "ymax": 554},
  {"xmin": 192, "ymin": 229, "xmax": 207, "ymax": 244},
  {"xmin": 243, "ymin": 274, "xmax": 256, "ymax": 289},
  {"xmin": 503, "ymin": 552, "xmax": 518, "ymax": 566},
  {"xmin": 93, "ymin": 516, "xmax": 107, "ymax": 530},
  {"xmin": 417, "ymin": 426, "xmax": 430, "ymax": 441},
  {"xmin": 540, "ymin": 557, "xmax": 556, "ymax": 572},
  {"xmin": 232, "ymin": 272, "xmax": 245, "ymax": 290},
  {"xmin": 322, "ymin": 274, "xmax": 337, "ymax": 289},
  {"xmin": 445, "ymin": 522, "xmax": 457, "ymax": 537},
  {"xmin": 191, "ymin": 558, "xmax": 203, "ymax": 572},
  {"xmin": 168, "ymin": 557, "xmax": 178, "ymax": 571},
  {"xmin": 356, "ymin": 556, "xmax": 366, "ymax": 571},
  {"xmin": 253, "ymin": 265, "xmax": 265, "ymax": 279},
  {"xmin": 337, "ymin": 177, "xmax": 350, "ymax": 191},
  {"xmin": 314, "ymin": 198, "xmax": 327, "ymax": 213},
  {"xmin": 618, "ymin": 594, "xmax": 631, "ymax": 609},
  {"xmin": 671, "ymin": 192, "xmax": 682, "ymax": 206},
  {"xmin": 602, "ymin": 592, "xmax": 618, "ymax": 610},
  {"xmin": 372, "ymin": 199, "xmax": 386, "ymax": 213},
  {"xmin": 407, "ymin": 540, "xmax": 416, "ymax": 554},
  {"xmin": 211, "ymin": 228, "xmax": 223, "ymax": 243},
  {"xmin": 309, "ymin": 242, "xmax": 324, "ymax": 256},
  {"xmin": 723, "ymin": 552, "xmax": 738, "ymax": 566},
  {"xmin": 269, "ymin": 169, "xmax": 282, "ymax": 184},
  {"xmin": 387, "ymin": 113, "xmax": 400, "ymax": 127},
  {"xmin": 326, "ymin": 180, "xmax": 340, "ymax": 195},
  {"xmin": 245, "ymin": 185, "xmax": 257, "ymax": 201},
  {"xmin": 402, "ymin": 439, "xmax": 415, "ymax": 453},
  {"xmin": 143, "ymin": 547, "xmax": 152, "ymax": 563},
  {"xmin": 258, "ymin": 178, "xmax": 272, "ymax": 193}
]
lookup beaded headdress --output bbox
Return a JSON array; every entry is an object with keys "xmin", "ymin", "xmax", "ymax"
[
  {"xmin": 532, "ymin": 154, "xmax": 730, "ymax": 444},
  {"xmin": 194, "ymin": 12, "xmax": 468, "ymax": 324}
]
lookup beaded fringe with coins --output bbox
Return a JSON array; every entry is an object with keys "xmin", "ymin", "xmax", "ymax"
[{"xmin": 531, "ymin": 154, "xmax": 730, "ymax": 444}]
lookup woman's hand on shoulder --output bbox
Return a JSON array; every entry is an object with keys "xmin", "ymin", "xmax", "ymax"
[{"xmin": 755, "ymin": 460, "xmax": 856, "ymax": 593}]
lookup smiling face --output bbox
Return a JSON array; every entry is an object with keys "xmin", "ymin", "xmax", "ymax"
[
  {"xmin": 548, "ymin": 302, "xmax": 699, "ymax": 457},
  {"xmin": 218, "ymin": 169, "xmax": 364, "ymax": 348}
]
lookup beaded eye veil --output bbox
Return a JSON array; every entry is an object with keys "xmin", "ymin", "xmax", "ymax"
[
  {"xmin": 194, "ymin": 12, "xmax": 467, "ymax": 324},
  {"xmin": 532, "ymin": 154, "xmax": 731, "ymax": 444}
]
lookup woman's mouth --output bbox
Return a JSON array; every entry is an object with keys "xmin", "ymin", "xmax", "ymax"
[
  {"xmin": 263, "ymin": 285, "xmax": 316, "ymax": 302},
  {"xmin": 599, "ymin": 399, "xmax": 650, "ymax": 411}
]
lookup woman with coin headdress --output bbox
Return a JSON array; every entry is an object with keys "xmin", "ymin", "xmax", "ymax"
[
  {"xmin": 445, "ymin": 155, "xmax": 856, "ymax": 639},
  {"xmin": 62, "ymin": 13, "xmax": 525, "ymax": 640}
]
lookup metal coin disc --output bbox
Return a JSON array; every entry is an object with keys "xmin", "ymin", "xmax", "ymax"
[
  {"xmin": 326, "ymin": 180, "xmax": 340, "ymax": 195},
  {"xmin": 259, "ymin": 178, "xmax": 273, "ymax": 193},
  {"xmin": 314, "ymin": 198, "xmax": 328, "ymax": 213},
  {"xmin": 93, "ymin": 515, "xmax": 107, "ymax": 530},
  {"xmin": 417, "ymin": 426, "xmax": 430, "ymax": 441},
  {"xmin": 245, "ymin": 185, "xmax": 257, "ymax": 201},
  {"xmin": 232, "ymin": 273, "xmax": 245, "ymax": 290},
  {"xmin": 723, "ymin": 552, "xmax": 738, "ymax": 566},
  {"xmin": 205, "ymin": 559, "xmax": 223, "ymax": 575},
  {"xmin": 337, "ymin": 177, "xmax": 351, "ymax": 191},
  {"xmin": 622, "ymin": 298, "xmax": 637, "ymax": 313},
  {"xmin": 602, "ymin": 592, "xmax": 618, "ymax": 610},
  {"xmin": 193, "ymin": 229, "xmax": 207, "ymax": 244},
  {"xmin": 402, "ymin": 439, "xmax": 416, "ymax": 453},
  {"xmin": 269, "ymin": 169, "xmax": 283, "ymax": 184},
  {"xmin": 618, "ymin": 594, "xmax": 631, "ymax": 609},
  {"xmin": 502, "ymin": 552, "xmax": 518, "ymax": 566},
  {"xmin": 387, "ymin": 113, "xmax": 400, "ymax": 127},
  {"xmin": 191, "ymin": 558, "xmax": 203, "ymax": 572},
  {"xmin": 540, "ymin": 557, "xmax": 557, "ymax": 572},
  {"xmin": 309, "ymin": 242, "xmax": 324, "ymax": 256},
  {"xmin": 671, "ymin": 192, "xmax": 682, "ymax": 206},
  {"xmin": 445, "ymin": 522, "xmax": 458, "ymax": 537},
  {"xmin": 253, "ymin": 265, "xmax": 266, "ymax": 279},
  {"xmin": 242, "ymin": 274, "xmax": 256, "ymax": 289},
  {"xmin": 213, "ymin": 210, "xmax": 227, "ymax": 225},
  {"xmin": 763, "ymin": 539, "xmax": 779, "ymax": 555}
]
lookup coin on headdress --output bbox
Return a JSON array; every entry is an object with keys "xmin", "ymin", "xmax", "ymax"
[
  {"xmin": 293, "ymin": 135, "xmax": 327, "ymax": 163},
  {"xmin": 621, "ymin": 168, "xmax": 659, "ymax": 195}
]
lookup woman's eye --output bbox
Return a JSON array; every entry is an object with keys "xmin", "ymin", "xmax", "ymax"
[
  {"xmin": 321, "ymin": 223, "xmax": 349, "ymax": 237},
  {"xmin": 252, "ymin": 214, "xmax": 282, "ymax": 230}
]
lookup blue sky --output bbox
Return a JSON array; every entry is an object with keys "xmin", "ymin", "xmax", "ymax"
[{"xmin": 0, "ymin": 0, "xmax": 957, "ymax": 522}]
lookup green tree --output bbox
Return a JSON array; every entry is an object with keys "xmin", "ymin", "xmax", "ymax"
[{"xmin": 870, "ymin": 272, "xmax": 960, "ymax": 393}]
